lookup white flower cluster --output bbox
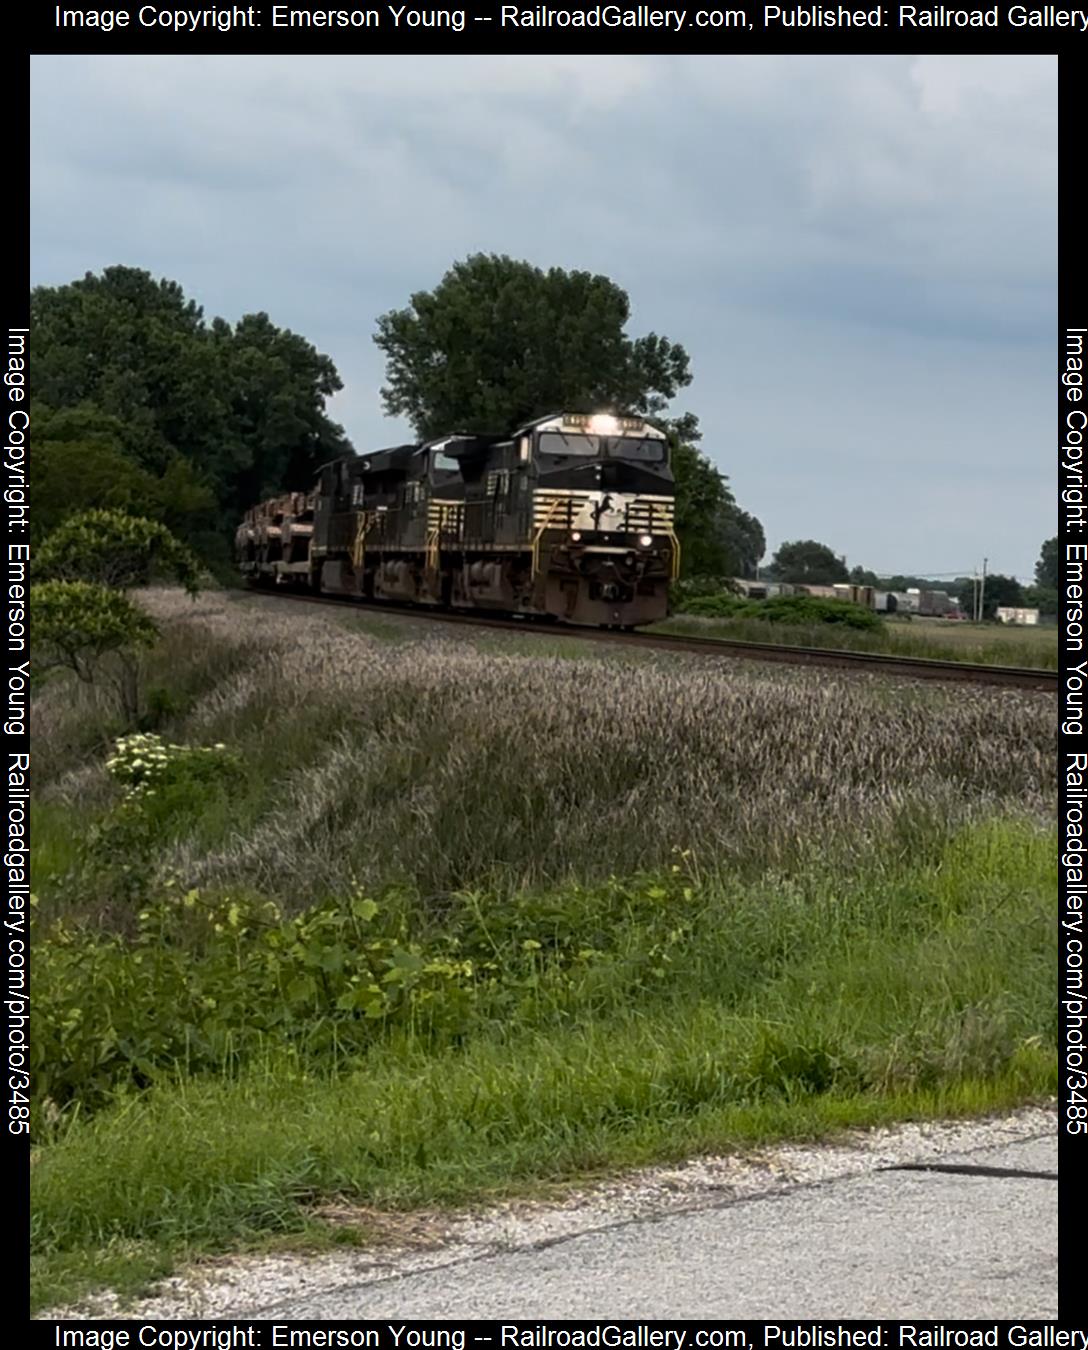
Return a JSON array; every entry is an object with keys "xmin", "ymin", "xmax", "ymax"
[{"xmin": 105, "ymin": 732, "xmax": 230, "ymax": 799}]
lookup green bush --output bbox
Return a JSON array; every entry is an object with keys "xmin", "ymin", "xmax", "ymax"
[
  {"xmin": 30, "ymin": 885, "xmax": 472, "ymax": 1115},
  {"xmin": 31, "ymin": 581, "xmax": 159, "ymax": 683},
  {"xmin": 33, "ymin": 510, "xmax": 202, "ymax": 595},
  {"xmin": 31, "ymin": 580, "xmax": 159, "ymax": 725},
  {"xmin": 757, "ymin": 595, "xmax": 882, "ymax": 630},
  {"xmin": 675, "ymin": 589, "xmax": 881, "ymax": 630},
  {"xmin": 30, "ymin": 866, "xmax": 705, "ymax": 1118},
  {"xmin": 680, "ymin": 593, "xmax": 755, "ymax": 619},
  {"xmin": 104, "ymin": 732, "xmax": 241, "ymax": 803},
  {"xmin": 82, "ymin": 734, "xmax": 244, "ymax": 902},
  {"xmin": 670, "ymin": 575, "xmax": 741, "ymax": 604}
]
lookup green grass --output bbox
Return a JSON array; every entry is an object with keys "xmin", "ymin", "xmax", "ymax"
[
  {"xmin": 652, "ymin": 613, "xmax": 1059, "ymax": 670},
  {"xmin": 31, "ymin": 819, "xmax": 1056, "ymax": 1312},
  {"xmin": 30, "ymin": 590, "xmax": 1058, "ymax": 1311},
  {"xmin": 30, "ymin": 800, "xmax": 91, "ymax": 881}
]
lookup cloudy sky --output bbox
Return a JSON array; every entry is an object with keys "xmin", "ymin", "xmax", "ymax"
[{"xmin": 31, "ymin": 53, "xmax": 1056, "ymax": 580}]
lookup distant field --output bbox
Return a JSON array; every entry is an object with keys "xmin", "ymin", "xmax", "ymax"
[
  {"xmin": 31, "ymin": 590, "xmax": 1057, "ymax": 1312},
  {"xmin": 902, "ymin": 618, "xmax": 1058, "ymax": 656},
  {"xmin": 653, "ymin": 613, "xmax": 1059, "ymax": 670}
]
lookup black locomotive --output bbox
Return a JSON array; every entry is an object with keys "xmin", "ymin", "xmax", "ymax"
[{"xmin": 236, "ymin": 412, "xmax": 679, "ymax": 628}]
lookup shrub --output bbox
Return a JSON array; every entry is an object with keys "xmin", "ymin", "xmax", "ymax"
[
  {"xmin": 104, "ymin": 732, "xmax": 241, "ymax": 803},
  {"xmin": 680, "ymin": 593, "xmax": 756, "ymax": 619},
  {"xmin": 84, "ymin": 734, "xmax": 244, "ymax": 900},
  {"xmin": 674, "ymin": 589, "xmax": 881, "ymax": 630},
  {"xmin": 756, "ymin": 595, "xmax": 882, "ymax": 630},
  {"xmin": 670, "ymin": 575, "xmax": 742, "ymax": 605},
  {"xmin": 30, "ymin": 864, "xmax": 707, "ymax": 1117},
  {"xmin": 34, "ymin": 510, "xmax": 202, "ymax": 595},
  {"xmin": 31, "ymin": 580, "xmax": 159, "ymax": 722}
]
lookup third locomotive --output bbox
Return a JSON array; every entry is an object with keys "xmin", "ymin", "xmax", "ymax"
[{"xmin": 236, "ymin": 412, "xmax": 679, "ymax": 628}]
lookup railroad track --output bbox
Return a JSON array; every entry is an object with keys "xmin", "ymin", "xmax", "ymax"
[{"xmin": 243, "ymin": 586, "xmax": 1058, "ymax": 692}]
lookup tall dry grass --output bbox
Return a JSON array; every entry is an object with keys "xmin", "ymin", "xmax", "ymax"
[{"xmin": 34, "ymin": 588, "xmax": 1055, "ymax": 908}]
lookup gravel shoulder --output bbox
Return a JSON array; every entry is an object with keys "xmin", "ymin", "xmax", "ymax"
[{"xmin": 47, "ymin": 1104, "xmax": 1056, "ymax": 1321}]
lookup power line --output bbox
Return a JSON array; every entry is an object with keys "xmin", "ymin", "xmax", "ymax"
[{"xmin": 863, "ymin": 569, "xmax": 977, "ymax": 578}]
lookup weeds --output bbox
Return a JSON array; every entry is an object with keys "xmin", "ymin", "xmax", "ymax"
[
  {"xmin": 32, "ymin": 820, "xmax": 1056, "ymax": 1311},
  {"xmin": 29, "ymin": 589, "xmax": 1058, "ymax": 1310},
  {"xmin": 34, "ymin": 591, "xmax": 1055, "ymax": 914}
]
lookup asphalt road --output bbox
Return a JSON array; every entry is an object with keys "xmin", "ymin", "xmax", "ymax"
[{"xmin": 261, "ymin": 1133, "xmax": 1057, "ymax": 1321}]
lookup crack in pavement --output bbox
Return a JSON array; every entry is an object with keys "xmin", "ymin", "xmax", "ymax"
[{"xmin": 883, "ymin": 1163, "xmax": 1058, "ymax": 1180}]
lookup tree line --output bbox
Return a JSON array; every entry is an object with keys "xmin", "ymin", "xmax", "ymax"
[
  {"xmin": 31, "ymin": 267, "xmax": 352, "ymax": 569},
  {"xmin": 29, "ymin": 255, "xmax": 1052, "ymax": 612},
  {"xmin": 30, "ymin": 256, "xmax": 765, "ymax": 580}
]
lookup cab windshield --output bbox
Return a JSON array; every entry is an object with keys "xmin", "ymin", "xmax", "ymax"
[{"xmin": 537, "ymin": 432, "xmax": 664, "ymax": 462}]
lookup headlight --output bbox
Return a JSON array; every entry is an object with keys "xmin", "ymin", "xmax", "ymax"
[
  {"xmin": 588, "ymin": 413, "xmax": 619, "ymax": 436},
  {"xmin": 571, "ymin": 530, "xmax": 582, "ymax": 542},
  {"xmin": 638, "ymin": 533, "xmax": 653, "ymax": 548}
]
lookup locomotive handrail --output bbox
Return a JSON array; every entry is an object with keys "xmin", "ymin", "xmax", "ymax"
[
  {"xmin": 666, "ymin": 529, "xmax": 682, "ymax": 580},
  {"xmin": 351, "ymin": 513, "xmax": 373, "ymax": 570},
  {"xmin": 530, "ymin": 497, "xmax": 563, "ymax": 579}
]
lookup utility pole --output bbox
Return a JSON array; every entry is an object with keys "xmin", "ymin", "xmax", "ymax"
[{"xmin": 979, "ymin": 556, "xmax": 987, "ymax": 623}]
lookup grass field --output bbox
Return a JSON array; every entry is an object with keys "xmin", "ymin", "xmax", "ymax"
[
  {"xmin": 652, "ymin": 612, "xmax": 1059, "ymax": 670},
  {"xmin": 30, "ymin": 590, "xmax": 1058, "ymax": 1311}
]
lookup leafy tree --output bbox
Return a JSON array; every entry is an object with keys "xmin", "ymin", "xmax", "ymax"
[
  {"xmin": 950, "ymin": 572, "xmax": 1025, "ymax": 620},
  {"xmin": 670, "ymin": 439, "xmax": 731, "ymax": 577},
  {"xmin": 30, "ymin": 266, "xmax": 351, "ymax": 523},
  {"xmin": 30, "ymin": 403, "xmax": 215, "ymax": 544},
  {"xmin": 31, "ymin": 581, "xmax": 158, "ymax": 723},
  {"xmin": 1036, "ymin": 536, "xmax": 1059, "ymax": 590},
  {"xmin": 213, "ymin": 310, "xmax": 351, "ymax": 512},
  {"xmin": 717, "ymin": 507, "xmax": 765, "ymax": 580},
  {"xmin": 32, "ymin": 268, "xmax": 221, "ymax": 474},
  {"xmin": 665, "ymin": 413, "xmax": 765, "ymax": 576},
  {"xmin": 849, "ymin": 565, "xmax": 879, "ymax": 586},
  {"xmin": 375, "ymin": 254, "xmax": 692, "ymax": 439},
  {"xmin": 975, "ymin": 573, "xmax": 1025, "ymax": 620},
  {"xmin": 767, "ymin": 540, "xmax": 849, "ymax": 585},
  {"xmin": 1024, "ymin": 584, "xmax": 1058, "ymax": 618},
  {"xmin": 668, "ymin": 436, "xmax": 765, "ymax": 580},
  {"xmin": 34, "ymin": 510, "xmax": 202, "ymax": 596}
]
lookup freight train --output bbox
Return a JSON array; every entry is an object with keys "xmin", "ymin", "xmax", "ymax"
[{"xmin": 235, "ymin": 412, "xmax": 679, "ymax": 628}]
